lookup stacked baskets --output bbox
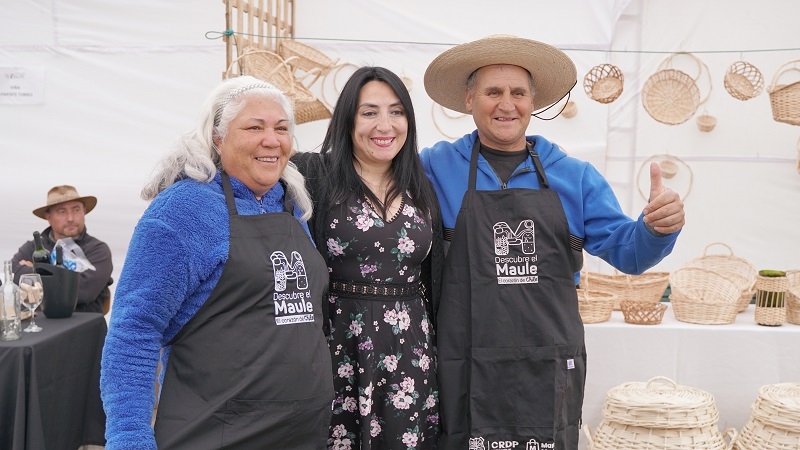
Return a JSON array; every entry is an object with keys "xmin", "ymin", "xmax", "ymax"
[
  {"xmin": 732, "ymin": 383, "xmax": 800, "ymax": 449},
  {"xmin": 582, "ymin": 270, "xmax": 670, "ymax": 310},
  {"xmin": 682, "ymin": 242, "xmax": 758, "ymax": 313},
  {"xmin": 669, "ymin": 267, "xmax": 741, "ymax": 324},
  {"xmin": 577, "ymin": 288, "xmax": 616, "ymax": 324},
  {"xmin": 584, "ymin": 376, "xmax": 735, "ymax": 449}
]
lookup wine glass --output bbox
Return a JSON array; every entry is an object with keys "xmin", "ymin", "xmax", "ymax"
[{"xmin": 19, "ymin": 273, "xmax": 44, "ymax": 332}]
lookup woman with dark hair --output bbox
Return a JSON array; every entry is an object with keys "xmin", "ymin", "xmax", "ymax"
[{"xmin": 293, "ymin": 66, "xmax": 443, "ymax": 449}]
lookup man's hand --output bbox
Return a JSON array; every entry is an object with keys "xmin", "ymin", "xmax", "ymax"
[
  {"xmin": 19, "ymin": 259, "xmax": 33, "ymax": 268},
  {"xmin": 642, "ymin": 162, "xmax": 685, "ymax": 234}
]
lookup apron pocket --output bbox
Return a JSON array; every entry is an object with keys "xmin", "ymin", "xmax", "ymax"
[
  {"xmin": 470, "ymin": 346, "xmax": 556, "ymax": 430},
  {"xmin": 222, "ymin": 390, "xmax": 332, "ymax": 449}
]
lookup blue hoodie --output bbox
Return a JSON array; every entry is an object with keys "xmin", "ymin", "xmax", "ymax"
[{"xmin": 419, "ymin": 131, "xmax": 679, "ymax": 283}]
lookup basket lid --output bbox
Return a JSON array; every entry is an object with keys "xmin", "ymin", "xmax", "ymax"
[
  {"xmin": 750, "ymin": 383, "xmax": 800, "ymax": 430},
  {"xmin": 603, "ymin": 377, "xmax": 719, "ymax": 428}
]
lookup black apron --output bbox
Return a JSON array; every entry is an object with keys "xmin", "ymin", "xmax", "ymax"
[
  {"xmin": 437, "ymin": 141, "xmax": 586, "ymax": 450},
  {"xmin": 154, "ymin": 173, "xmax": 334, "ymax": 449}
]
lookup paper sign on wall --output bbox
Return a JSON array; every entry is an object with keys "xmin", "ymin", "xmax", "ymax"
[{"xmin": 1, "ymin": 67, "xmax": 45, "ymax": 105}]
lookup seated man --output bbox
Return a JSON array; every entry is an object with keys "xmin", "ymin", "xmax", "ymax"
[{"xmin": 12, "ymin": 185, "xmax": 113, "ymax": 314}]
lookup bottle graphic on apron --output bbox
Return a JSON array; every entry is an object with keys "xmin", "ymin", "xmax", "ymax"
[{"xmin": 270, "ymin": 251, "xmax": 309, "ymax": 292}]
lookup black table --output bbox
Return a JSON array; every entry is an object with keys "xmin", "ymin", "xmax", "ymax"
[{"xmin": 0, "ymin": 312, "xmax": 107, "ymax": 450}]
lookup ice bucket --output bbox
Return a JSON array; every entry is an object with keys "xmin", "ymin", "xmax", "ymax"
[{"xmin": 34, "ymin": 263, "xmax": 79, "ymax": 318}]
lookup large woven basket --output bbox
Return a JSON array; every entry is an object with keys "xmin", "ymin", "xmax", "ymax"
[
  {"xmin": 767, "ymin": 60, "xmax": 800, "ymax": 126},
  {"xmin": 583, "ymin": 63, "xmax": 624, "ymax": 104},
  {"xmin": 642, "ymin": 68, "xmax": 700, "ymax": 125},
  {"xmin": 724, "ymin": 61, "xmax": 764, "ymax": 101},
  {"xmin": 682, "ymin": 242, "xmax": 757, "ymax": 312},
  {"xmin": 277, "ymin": 39, "xmax": 339, "ymax": 85},
  {"xmin": 582, "ymin": 270, "xmax": 669, "ymax": 310},
  {"xmin": 786, "ymin": 270, "xmax": 800, "ymax": 325},
  {"xmin": 577, "ymin": 288, "xmax": 615, "ymax": 324},
  {"xmin": 732, "ymin": 383, "xmax": 800, "ymax": 449},
  {"xmin": 669, "ymin": 267, "xmax": 741, "ymax": 325},
  {"xmin": 585, "ymin": 376, "xmax": 736, "ymax": 450}
]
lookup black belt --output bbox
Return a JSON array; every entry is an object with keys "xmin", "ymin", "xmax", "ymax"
[{"xmin": 330, "ymin": 279, "xmax": 419, "ymax": 297}]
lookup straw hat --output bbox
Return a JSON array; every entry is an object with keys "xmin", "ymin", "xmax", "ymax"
[
  {"xmin": 33, "ymin": 185, "xmax": 97, "ymax": 219},
  {"xmin": 424, "ymin": 34, "xmax": 577, "ymax": 114}
]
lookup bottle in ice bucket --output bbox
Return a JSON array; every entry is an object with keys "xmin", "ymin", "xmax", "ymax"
[
  {"xmin": 2, "ymin": 260, "xmax": 22, "ymax": 341},
  {"xmin": 32, "ymin": 231, "xmax": 50, "ymax": 265}
]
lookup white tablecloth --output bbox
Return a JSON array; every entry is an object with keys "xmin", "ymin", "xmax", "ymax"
[{"xmin": 579, "ymin": 304, "xmax": 800, "ymax": 449}]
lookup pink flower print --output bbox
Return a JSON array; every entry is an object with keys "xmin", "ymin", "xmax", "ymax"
[
  {"xmin": 383, "ymin": 354, "xmax": 399, "ymax": 372},
  {"xmin": 384, "ymin": 309, "xmax": 399, "ymax": 326},
  {"xmin": 418, "ymin": 354, "xmax": 431, "ymax": 371},
  {"xmin": 425, "ymin": 394, "xmax": 437, "ymax": 410},
  {"xmin": 359, "ymin": 395, "xmax": 373, "ymax": 416},
  {"xmin": 370, "ymin": 418, "xmax": 382, "ymax": 437},
  {"xmin": 327, "ymin": 238, "xmax": 345, "ymax": 256},
  {"xmin": 331, "ymin": 424, "xmax": 347, "ymax": 438},
  {"xmin": 331, "ymin": 438, "xmax": 352, "ymax": 450},
  {"xmin": 392, "ymin": 392, "xmax": 413, "ymax": 409},
  {"xmin": 338, "ymin": 362, "xmax": 355, "ymax": 379},
  {"xmin": 397, "ymin": 310, "xmax": 411, "ymax": 331},
  {"xmin": 402, "ymin": 431, "xmax": 419, "ymax": 447},
  {"xmin": 355, "ymin": 213, "xmax": 375, "ymax": 231},
  {"xmin": 358, "ymin": 338, "xmax": 374, "ymax": 351},
  {"xmin": 421, "ymin": 318, "xmax": 429, "ymax": 334},
  {"xmin": 402, "ymin": 204, "xmax": 415, "ymax": 217},
  {"xmin": 397, "ymin": 237, "xmax": 415, "ymax": 254},
  {"xmin": 400, "ymin": 377, "xmax": 415, "ymax": 393},
  {"xmin": 360, "ymin": 263, "xmax": 378, "ymax": 276},
  {"xmin": 349, "ymin": 320, "xmax": 362, "ymax": 336},
  {"xmin": 342, "ymin": 396, "xmax": 358, "ymax": 412}
]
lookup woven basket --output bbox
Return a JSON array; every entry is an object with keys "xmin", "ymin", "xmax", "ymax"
[
  {"xmin": 754, "ymin": 273, "xmax": 789, "ymax": 326},
  {"xmin": 669, "ymin": 267, "xmax": 740, "ymax": 325},
  {"xmin": 724, "ymin": 61, "xmax": 764, "ymax": 101},
  {"xmin": 659, "ymin": 158, "xmax": 680, "ymax": 178},
  {"xmin": 277, "ymin": 39, "xmax": 338, "ymax": 83},
  {"xmin": 619, "ymin": 300, "xmax": 668, "ymax": 325},
  {"xmin": 767, "ymin": 60, "xmax": 800, "ymax": 126},
  {"xmin": 682, "ymin": 242, "xmax": 758, "ymax": 313},
  {"xmin": 642, "ymin": 69, "xmax": 700, "ymax": 125},
  {"xmin": 732, "ymin": 383, "xmax": 800, "ymax": 449},
  {"xmin": 696, "ymin": 112, "xmax": 717, "ymax": 132},
  {"xmin": 786, "ymin": 270, "xmax": 800, "ymax": 325},
  {"xmin": 585, "ymin": 376, "xmax": 736, "ymax": 450},
  {"xmin": 577, "ymin": 288, "xmax": 615, "ymax": 324},
  {"xmin": 583, "ymin": 63, "xmax": 624, "ymax": 104},
  {"xmin": 582, "ymin": 270, "xmax": 669, "ymax": 310},
  {"xmin": 562, "ymin": 100, "xmax": 578, "ymax": 118}
]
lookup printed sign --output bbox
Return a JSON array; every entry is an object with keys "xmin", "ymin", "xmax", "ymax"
[{"xmin": 0, "ymin": 66, "xmax": 45, "ymax": 105}]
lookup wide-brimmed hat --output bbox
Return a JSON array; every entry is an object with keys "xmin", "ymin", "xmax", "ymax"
[
  {"xmin": 33, "ymin": 185, "xmax": 97, "ymax": 219},
  {"xmin": 424, "ymin": 34, "xmax": 577, "ymax": 114}
]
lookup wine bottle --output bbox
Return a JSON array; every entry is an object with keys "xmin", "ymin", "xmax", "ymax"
[
  {"xmin": 1, "ymin": 260, "xmax": 22, "ymax": 341},
  {"xmin": 32, "ymin": 231, "xmax": 50, "ymax": 265},
  {"xmin": 55, "ymin": 245, "xmax": 65, "ymax": 268}
]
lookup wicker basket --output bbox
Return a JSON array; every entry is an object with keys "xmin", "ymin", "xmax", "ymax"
[
  {"xmin": 585, "ymin": 376, "xmax": 736, "ymax": 450},
  {"xmin": 277, "ymin": 39, "xmax": 339, "ymax": 83},
  {"xmin": 696, "ymin": 112, "xmax": 717, "ymax": 132},
  {"xmin": 577, "ymin": 288, "xmax": 615, "ymax": 324},
  {"xmin": 786, "ymin": 270, "xmax": 800, "ymax": 325},
  {"xmin": 724, "ymin": 61, "xmax": 764, "ymax": 101},
  {"xmin": 682, "ymin": 242, "xmax": 758, "ymax": 313},
  {"xmin": 582, "ymin": 270, "xmax": 669, "ymax": 310},
  {"xmin": 669, "ymin": 267, "xmax": 741, "ymax": 325},
  {"xmin": 754, "ymin": 272, "xmax": 789, "ymax": 326},
  {"xmin": 732, "ymin": 383, "xmax": 800, "ymax": 449},
  {"xmin": 562, "ymin": 100, "xmax": 578, "ymax": 118},
  {"xmin": 642, "ymin": 69, "xmax": 700, "ymax": 125},
  {"xmin": 583, "ymin": 63, "xmax": 624, "ymax": 104},
  {"xmin": 659, "ymin": 158, "xmax": 680, "ymax": 178},
  {"xmin": 767, "ymin": 60, "xmax": 800, "ymax": 126},
  {"xmin": 619, "ymin": 300, "xmax": 668, "ymax": 325}
]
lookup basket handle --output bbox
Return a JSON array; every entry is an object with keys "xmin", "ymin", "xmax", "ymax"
[
  {"xmin": 769, "ymin": 59, "xmax": 800, "ymax": 91},
  {"xmin": 702, "ymin": 242, "xmax": 734, "ymax": 257},
  {"xmin": 582, "ymin": 424, "xmax": 595, "ymax": 450},
  {"xmin": 636, "ymin": 154, "xmax": 694, "ymax": 202},
  {"xmin": 645, "ymin": 376, "xmax": 678, "ymax": 390},
  {"xmin": 723, "ymin": 427, "xmax": 738, "ymax": 450}
]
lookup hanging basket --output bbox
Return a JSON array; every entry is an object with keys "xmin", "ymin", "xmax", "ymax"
[
  {"xmin": 584, "ymin": 63, "xmax": 624, "ymax": 104},
  {"xmin": 642, "ymin": 69, "xmax": 700, "ymax": 125},
  {"xmin": 767, "ymin": 60, "xmax": 800, "ymax": 126},
  {"xmin": 724, "ymin": 61, "xmax": 764, "ymax": 101},
  {"xmin": 659, "ymin": 159, "xmax": 680, "ymax": 178},
  {"xmin": 696, "ymin": 113, "xmax": 717, "ymax": 132},
  {"xmin": 562, "ymin": 100, "xmax": 578, "ymax": 118},
  {"xmin": 637, "ymin": 154, "xmax": 694, "ymax": 202}
]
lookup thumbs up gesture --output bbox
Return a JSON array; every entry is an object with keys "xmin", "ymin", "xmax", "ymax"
[{"xmin": 642, "ymin": 162, "xmax": 685, "ymax": 234}]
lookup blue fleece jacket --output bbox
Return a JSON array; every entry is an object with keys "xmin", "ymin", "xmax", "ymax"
[
  {"xmin": 100, "ymin": 172, "xmax": 310, "ymax": 450},
  {"xmin": 419, "ymin": 131, "xmax": 679, "ymax": 283}
]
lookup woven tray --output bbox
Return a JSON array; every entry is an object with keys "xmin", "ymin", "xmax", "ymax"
[
  {"xmin": 733, "ymin": 383, "xmax": 800, "ymax": 449},
  {"xmin": 581, "ymin": 270, "xmax": 669, "ymax": 310},
  {"xmin": 620, "ymin": 300, "xmax": 668, "ymax": 325},
  {"xmin": 669, "ymin": 267, "xmax": 741, "ymax": 325},
  {"xmin": 577, "ymin": 288, "xmax": 615, "ymax": 324},
  {"xmin": 682, "ymin": 242, "xmax": 757, "ymax": 312},
  {"xmin": 602, "ymin": 376, "xmax": 719, "ymax": 429}
]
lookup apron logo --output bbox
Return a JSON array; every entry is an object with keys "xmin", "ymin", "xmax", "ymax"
[
  {"xmin": 468, "ymin": 437, "xmax": 486, "ymax": 450},
  {"xmin": 270, "ymin": 251, "xmax": 314, "ymax": 325},
  {"xmin": 493, "ymin": 220, "xmax": 538, "ymax": 285},
  {"xmin": 526, "ymin": 439, "xmax": 555, "ymax": 450}
]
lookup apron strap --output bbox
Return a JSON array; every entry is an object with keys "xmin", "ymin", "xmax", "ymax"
[{"xmin": 221, "ymin": 171, "xmax": 239, "ymax": 217}]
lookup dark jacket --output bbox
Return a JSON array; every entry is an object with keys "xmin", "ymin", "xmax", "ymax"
[
  {"xmin": 291, "ymin": 152, "xmax": 444, "ymax": 324},
  {"xmin": 12, "ymin": 227, "xmax": 113, "ymax": 313}
]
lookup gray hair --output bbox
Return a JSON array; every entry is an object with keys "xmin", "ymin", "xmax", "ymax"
[
  {"xmin": 141, "ymin": 75, "xmax": 312, "ymax": 221},
  {"xmin": 466, "ymin": 65, "xmax": 536, "ymax": 98}
]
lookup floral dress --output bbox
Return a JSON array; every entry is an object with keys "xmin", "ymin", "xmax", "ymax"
[{"xmin": 325, "ymin": 192, "xmax": 440, "ymax": 450}]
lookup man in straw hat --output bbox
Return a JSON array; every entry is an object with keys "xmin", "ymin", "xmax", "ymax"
[
  {"xmin": 419, "ymin": 35, "xmax": 685, "ymax": 449},
  {"xmin": 12, "ymin": 185, "xmax": 114, "ymax": 314}
]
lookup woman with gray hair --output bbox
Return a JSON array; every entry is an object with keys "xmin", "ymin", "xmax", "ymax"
[{"xmin": 101, "ymin": 75, "xmax": 333, "ymax": 449}]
